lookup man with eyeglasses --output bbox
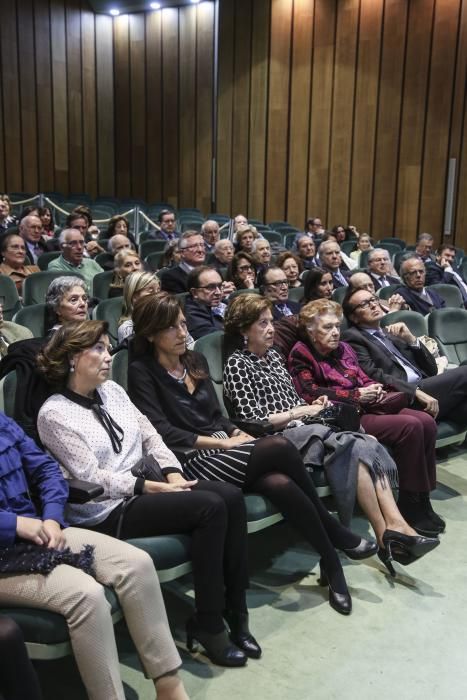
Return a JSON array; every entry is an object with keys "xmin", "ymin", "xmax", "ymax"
[
  {"xmin": 159, "ymin": 230, "xmax": 206, "ymax": 293},
  {"xmin": 425, "ymin": 244, "xmax": 467, "ymax": 307},
  {"xmin": 148, "ymin": 209, "xmax": 180, "ymax": 242},
  {"xmin": 342, "ymin": 287, "xmax": 467, "ymax": 428},
  {"xmin": 19, "ymin": 214, "xmax": 50, "ymax": 264},
  {"xmin": 184, "ymin": 266, "xmax": 229, "ymax": 340},
  {"xmin": 318, "ymin": 239, "xmax": 351, "ymax": 289},
  {"xmin": 396, "ymin": 256, "xmax": 445, "ymax": 314},
  {"xmin": 367, "ymin": 249, "xmax": 400, "ymax": 290},
  {"xmin": 48, "ymin": 228, "xmax": 103, "ymax": 288},
  {"xmin": 259, "ymin": 267, "xmax": 300, "ymax": 320}
]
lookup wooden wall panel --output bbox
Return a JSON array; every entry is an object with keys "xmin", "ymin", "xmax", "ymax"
[
  {"xmin": 66, "ymin": 4, "xmax": 84, "ymax": 193},
  {"xmin": 161, "ymin": 9, "xmax": 179, "ymax": 206},
  {"xmin": 129, "ymin": 13, "xmax": 146, "ymax": 199},
  {"xmin": 453, "ymin": 0, "xmax": 467, "ymax": 245},
  {"xmin": 216, "ymin": 0, "xmax": 235, "ymax": 215},
  {"xmin": 145, "ymin": 10, "xmax": 162, "ymax": 204},
  {"xmin": 179, "ymin": 6, "xmax": 197, "ymax": 207},
  {"xmin": 81, "ymin": 7, "xmax": 97, "ymax": 198},
  {"xmin": 50, "ymin": 1, "xmax": 69, "ymax": 193},
  {"xmin": 34, "ymin": 0, "xmax": 55, "ymax": 192},
  {"xmin": 1, "ymin": 0, "xmax": 23, "ymax": 192},
  {"xmin": 95, "ymin": 14, "xmax": 114, "ymax": 197},
  {"xmin": 17, "ymin": 0, "xmax": 39, "ymax": 193},
  {"xmin": 195, "ymin": 1, "xmax": 214, "ymax": 214},
  {"xmin": 114, "ymin": 15, "xmax": 131, "ymax": 198},
  {"xmin": 265, "ymin": 0, "xmax": 293, "ymax": 223}
]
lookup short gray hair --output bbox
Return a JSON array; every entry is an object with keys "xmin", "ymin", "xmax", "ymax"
[
  {"xmin": 45, "ymin": 276, "xmax": 88, "ymax": 310},
  {"xmin": 58, "ymin": 228, "xmax": 82, "ymax": 246},
  {"xmin": 214, "ymin": 239, "xmax": 233, "ymax": 252},
  {"xmin": 178, "ymin": 230, "xmax": 202, "ymax": 250},
  {"xmin": 367, "ymin": 248, "xmax": 389, "ymax": 263}
]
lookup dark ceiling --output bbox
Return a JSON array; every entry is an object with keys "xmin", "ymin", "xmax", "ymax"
[{"xmin": 88, "ymin": 0, "xmax": 208, "ymax": 13}]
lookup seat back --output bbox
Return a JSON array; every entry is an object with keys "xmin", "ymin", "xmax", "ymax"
[
  {"xmin": 376, "ymin": 284, "xmax": 401, "ymax": 300},
  {"xmin": 111, "ymin": 349, "xmax": 129, "ymax": 391},
  {"xmin": 428, "ymin": 307, "xmax": 467, "ymax": 365},
  {"xmin": 0, "ymin": 371, "xmax": 17, "ymax": 417},
  {"xmin": 0, "ymin": 276, "xmax": 21, "ymax": 320},
  {"xmin": 193, "ymin": 331, "xmax": 228, "ymax": 416},
  {"xmin": 91, "ymin": 270, "xmax": 114, "ymax": 300},
  {"xmin": 288, "ymin": 286, "xmax": 304, "ymax": 303},
  {"xmin": 380, "ymin": 310, "xmax": 428, "ymax": 338},
  {"xmin": 428, "ymin": 283, "xmax": 463, "ymax": 309},
  {"xmin": 331, "ymin": 286, "xmax": 347, "ymax": 304},
  {"xmin": 340, "ymin": 240, "xmax": 355, "ymax": 256},
  {"xmin": 12, "ymin": 304, "xmax": 47, "ymax": 337},
  {"xmin": 262, "ymin": 231, "xmax": 283, "ymax": 245},
  {"xmin": 377, "ymin": 237, "xmax": 406, "ymax": 250},
  {"xmin": 376, "ymin": 242, "xmax": 400, "ymax": 259},
  {"xmin": 145, "ymin": 251, "xmax": 165, "ymax": 271},
  {"xmin": 37, "ymin": 251, "xmax": 61, "ymax": 271},
  {"xmin": 139, "ymin": 239, "xmax": 168, "ymax": 259},
  {"xmin": 22, "ymin": 271, "xmax": 85, "ymax": 306},
  {"xmin": 92, "ymin": 297, "xmax": 124, "ymax": 345},
  {"xmin": 94, "ymin": 252, "xmax": 114, "ymax": 269}
]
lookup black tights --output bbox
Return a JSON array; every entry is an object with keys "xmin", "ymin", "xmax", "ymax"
[
  {"xmin": 245, "ymin": 436, "xmax": 360, "ymax": 592},
  {"xmin": 0, "ymin": 616, "xmax": 42, "ymax": 700}
]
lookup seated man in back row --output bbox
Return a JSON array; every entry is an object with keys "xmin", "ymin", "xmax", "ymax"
[
  {"xmin": 395, "ymin": 257, "xmax": 445, "ymax": 314},
  {"xmin": 48, "ymin": 228, "xmax": 103, "ymax": 288},
  {"xmin": 259, "ymin": 266, "xmax": 300, "ymax": 320},
  {"xmin": 159, "ymin": 230, "xmax": 206, "ymax": 294},
  {"xmin": 425, "ymin": 243, "xmax": 467, "ymax": 307},
  {"xmin": 341, "ymin": 287, "xmax": 467, "ymax": 427}
]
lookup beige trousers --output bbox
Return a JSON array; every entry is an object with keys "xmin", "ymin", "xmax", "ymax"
[{"xmin": 0, "ymin": 527, "xmax": 181, "ymax": 700}]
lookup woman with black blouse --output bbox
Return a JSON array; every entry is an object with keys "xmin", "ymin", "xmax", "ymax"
[{"xmin": 128, "ymin": 292, "xmax": 378, "ymax": 617}]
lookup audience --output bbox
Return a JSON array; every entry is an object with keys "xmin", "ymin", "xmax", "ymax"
[
  {"xmin": 366, "ymin": 248, "xmax": 400, "ymax": 289},
  {"xmin": 415, "ymin": 233, "xmax": 435, "ymax": 263},
  {"xmin": 350, "ymin": 234, "xmax": 373, "ymax": 264},
  {"xmin": 185, "ymin": 266, "xmax": 227, "ymax": 340},
  {"xmin": 105, "ymin": 215, "xmax": 137, "ymax": 248},
  {"xmin": 288, "ymin": 299, "xmax": 443, "ymax": 537},
  {"xmin": 425, "ymin": 243, "xmax": 467, "ymax": 305},
  {"xmin": 227, "ymin": 252, "xmax": 256, "ymax": 290},
  {"xmin": 302, "ymin": 268, "xmax": 333, "ymax": 302},
  {"xmin": 0, "ymin": 232, "xmax": 39, "ymax": 295},
  {"xmin": 149, "ymin": 209, "xmax": 180, "ymax": 242},
  {"xmin": 397, "ymin": 257, "xmax": 445, "ymax": 313},
  {"xmin": 160, "ymin": 231, "xmax": 206, "ymax": 293},
  {"xmin": 0, "ymin": 195, "xmax": 18, "ymax": 233},
  {"xmin": 38, "ymin": 206, "xmax": 55, "ymax": 236},
  {"xmin": 19, "ymin": 214, "xmax": 50, "ymax": 263},
  {"xmin": 118, "ymin": 271, "xmax": 160, "ymax": 343},
  {"xmin": 318, "ymin": 239, "xmax": 351, "ymax": 289},
  {"xmin": 108, "ymin": 249, "xmax": 142, "ymax": 298},
  {"xmin": 48, "ymin": 228, "xmax": 103, "ymax": 287},
  {"xmin": 296, "ymin": 236, "xmax": 318, "ymax": 269},
  {"xmin": 276, "ymin": 251, "xmax": 303, "ymax": 288},
  {"xmin": 128, "ymin": 292, "xmax": 378, "ymax": 617},
  {"xmin": 39, "ymin": 320, "xmax": 260, "ymax": 668},
  {"xmin": 108, "ymin": 233, "xmax": 134, "ymax": 254},
  {"xmin": 235, "ymin": 226, "xmax": 258, "ymax": 254},
  {"xmin": 348, "ymin": 271, "xmax": 408, "ymax": 312},
  {"xmin": 209, "ymin": 238, "xmax": 235, "ymax": 270},
  {"xmin": 201, "ymin": 220, "xmax": 220, "ymax": 255},
  {"xmin": 259, "ymin": 266, "xmax": 300, "ymax": 319},
  {"xmin": 252, "ymin": 239, "xmax": 272, "ymax": 273},
  {"xmin": 0, "ymin": 301, "xmax": 32, "ymax": 355},
  {"xmin": 0, "ymin": 408, "xmax": 187, "ymax": 700}
]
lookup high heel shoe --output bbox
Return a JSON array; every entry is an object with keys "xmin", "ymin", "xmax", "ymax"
[
  {"xmin": 378, "ymin": 530, "xmax": 439, "ymax": 576},
  {"xmin": 186, "ymin": 617, "xmax": 247, "ymax": 667},
  {"xmin": 341, "ymin": 537, "xmax": 379, "ymax": 560},
  {"xmin": 318, "ymin": 561, "xmax": 352, "ymax": 616},
  {"xmin": 224, "ymin": 610, "xmax": 262, "ymax": 659}
]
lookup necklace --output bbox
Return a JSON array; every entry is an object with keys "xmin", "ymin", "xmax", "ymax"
[{"xmin": 166, "ymin": 366, "xmax": 187, "ymax": 383}]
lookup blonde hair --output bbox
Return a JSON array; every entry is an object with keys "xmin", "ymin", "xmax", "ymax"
[{"xmin": 119, "ymin": 271, "xmax": 159, "ymax": 325}]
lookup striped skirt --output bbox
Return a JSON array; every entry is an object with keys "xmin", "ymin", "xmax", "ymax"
[{"xmin": 183, "ymin": 432, "xmax": 255, "ymax": 486}]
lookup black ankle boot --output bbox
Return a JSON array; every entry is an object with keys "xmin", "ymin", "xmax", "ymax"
[
  {"xmin": 419, "ymin": 493, "xmax": 446, "ymax": 532},
  {"xmin": 397, "ymin": 491, "xmax": 442, "ymax": 537},
  {"xmin": 224, "ymin": 610, "xmax": 262, "ymax": 659},
  {"xmin": 186, "ymin": 617, "xmax": 247, "ymax": 667}
]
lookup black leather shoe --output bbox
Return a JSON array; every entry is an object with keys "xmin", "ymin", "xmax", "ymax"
[
  {"xmin": 382, "ymin": 529, "xmax": 439, "ymax": 563},
  {"xmin": 419, "ymin": 494, "xmax": 446, "ymax": 532},
  {"xmin": 186, "ymin": 617, "xmax": 247, "ymax": 667},
  {"xmin": 342, "ymin": 538, "xmax": 379, "ymax": 560},
  {"xmin": 224, "ymin": 610, "xmax": 262, "ymax": 659},
  {"xmin": 318, "ymin": 561, "xmax": 352, "ymax": 615}
]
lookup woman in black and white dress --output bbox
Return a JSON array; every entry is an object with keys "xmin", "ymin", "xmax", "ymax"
[{"xmin": 128, "ymin": 292, "xmax": 380, "ymax": 617}]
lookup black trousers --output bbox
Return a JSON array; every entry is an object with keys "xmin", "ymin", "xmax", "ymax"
[
  {"xmin": 418, "ymin": 364, "xmax": 467, "ymax": 423},
  {"xmin": 92, "ymin": 481, "xmax": 249, "ymax": 621},
  {"xmin": 0, "ymin": 616, "xmax": 42, "ymax": 700}
]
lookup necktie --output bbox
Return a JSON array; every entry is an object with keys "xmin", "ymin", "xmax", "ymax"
[
  {"xmin": 277, "ymin": 304, "xmax": 293, "ymax": 317},
  {"xmin": 373, "ymin": 330, "xmax": 422, "ymax": 379},
  {"xmin": 334, "ymin": 271, "xmax": 348, "ymax": 287}
]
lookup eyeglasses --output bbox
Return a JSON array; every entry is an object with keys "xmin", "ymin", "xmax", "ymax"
[
  {"xmin": 65, "ymin": 240, "xmax": 85, "ymax": 248},
  {"xmin": 180, "ymin": 243, "xmax": 205, "ymax": 251},
  {"xmin": 238, "ymin": 264, "xmax": 253, "ymax": 272},
  {"xmin": 351, "ymin": 296, "xmax": 380, "ymax": 311},
  {"xmin": 196, "ymin": 283, "xmax": 223, "ymax": 292},
  {"xmin": 404, "ymin": 269, "xmax": 425, "ymax": 277},
  {"xmin": 6, "ymin": 244, "xmax": 25, "ymax": 251},
  {"xmin": 266, "ymin": 279, "xmax": 288, "ymax": 288}
]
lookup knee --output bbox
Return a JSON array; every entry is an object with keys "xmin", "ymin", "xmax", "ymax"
[
  {"xmin": 197, "ymin": 490, "xmax": 229, "ymax": 525},
  {"xmin": 75, "ymin": 577, "xmax": 109, "ymax": 615},
  {"xmin": 0, "ymin": 616, "xmax": 23, "ymax": 648},
  {"xmin": 121, "ymin": 546, "xmax": 156, "ymax": 579}
]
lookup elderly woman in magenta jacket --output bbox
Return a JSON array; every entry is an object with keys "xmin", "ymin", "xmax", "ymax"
[{"xmin": 288, "ymin": 299, "xmax": 443, "ymax": 540}]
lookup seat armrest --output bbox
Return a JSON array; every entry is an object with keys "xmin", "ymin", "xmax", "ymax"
[
  {"xmin": 232, "ymin": 419, "xmax": 275, "ymax": 437},
  {"xmin": 172, "ymin": 446, "xmax": 199, "ymax": 464},
  {"xmin": 66, "ymin": 479, "xmax": 104, "ymax": 504}
]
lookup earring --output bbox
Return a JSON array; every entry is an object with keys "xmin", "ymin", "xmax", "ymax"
[
  {"xmin": 243, "ymin": 336, "xmax": 248, "ymax": 347},
  {"xmin": 69, "ymin": 364, "xmax": 75, "ymax": 373}
]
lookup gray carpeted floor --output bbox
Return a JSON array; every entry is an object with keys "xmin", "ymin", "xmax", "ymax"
[{"xmin": 34, "ymin": 444, "xmax": 467, "ymax": 699}]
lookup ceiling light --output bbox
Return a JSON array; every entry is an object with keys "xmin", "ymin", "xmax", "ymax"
[
  {"xmin": 190, "ymin": 0, "xmax": 201, "ymax": 4},
  {"xmin": 110, "ymin": 8, "xmax": 120, "ymax": 15},
  {"xmin": 150, "ymin": 2, "xmax": 161, "ymax": 8}
]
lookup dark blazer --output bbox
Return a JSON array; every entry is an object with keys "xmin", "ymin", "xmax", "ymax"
[
  {"xmin": 394, "ymin": 285, "xmax": 446, "ymax": 315},
  {"xmin": 342, "ymin": 325, "xmax": 438, "ymax": 396},
  {"xmin": 368, "ymin": 273, "xmax": 400, "ymax": 291},
  {"xmin": 159, "ymin": 265, "xmax": 189, "ymax": 293},
  {"xmin": 184, "ymin": 297, "xmax": 224, "ymax": 340},
  {"xmin": 322, "ymin": 267, "xmax": 351, "ymax": 290},
  {"xmin": 271, "ymin": 299, "xmax": 301, "ymax": 321},
  {"xmin": 425, "ymin": 261, "xmax": 467, "ymax": 296}
]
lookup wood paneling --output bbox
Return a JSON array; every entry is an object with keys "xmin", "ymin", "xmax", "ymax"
[
  {"xmin": 217, "ymin": 0, "xmax": 467, "ymax": 247},
  {"xmin": 0, "ymin": 0, "xmax": 465, "ymax": 250}
]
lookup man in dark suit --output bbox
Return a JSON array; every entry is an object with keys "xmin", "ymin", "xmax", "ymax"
[
  {"xmin": 341, "ymin": 287, "xmax": 467, "ymax": 425},
  {"xmin": 259, "ymin": 266, "xmax": 300, "ymax": 320},
  {"xmin": 366, "ymin": 248, "xmax": 400, "ymax": 290},
  {"xmin": 184, "ymin": 266, "xmax": 226, "ymax": 340},
  {"xmin": 318, "ymin": 239, "xmax": 351, "ymax": 289},
  {"xmin": 414, "ymin": 233, "xmax": 435, "ymax": 263},
  {"xmin": 148, "ymin": 209, "xmax": 181, "ymax": 243},
  {"xmin": 19, "ymin": 214, "xmax": 50, "ymax": 264},
  {"xmin": 159, "ymin": 230, "xmax": 206, "ymax": 293},
  {"xmin": 425, "ymin": 244, "xmax": 467, "ymax": 306},
  {"xmin": 396, "ymin": 256, "xmax": 446, "ymax": 314}
]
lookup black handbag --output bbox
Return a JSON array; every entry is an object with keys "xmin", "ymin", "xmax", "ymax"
[
  {"xmin": 131, "ymin": 455, "xmax": 166, "ymax": 482},
  {"xmin": 301, "ymin": 402, "xmax": 361, "ymax": 433}
]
